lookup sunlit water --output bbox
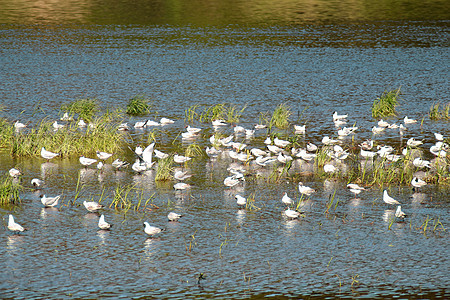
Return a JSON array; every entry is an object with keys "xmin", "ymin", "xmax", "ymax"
[{"xmin": 0, "ymin": 1, "xmax": 449, "ymax": 299}]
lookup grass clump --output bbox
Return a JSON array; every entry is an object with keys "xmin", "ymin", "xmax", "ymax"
[
  {"xmin": 126, "ymin": 95, "xmax": 152, "ymax": 115},
  {"xmin": 61, "ymin": 98, "xmax": 99, "ymax": 122},
  {"xmin": 155, "ymin": 156, "xmax": 174, "ymax": 181},
  {"xmin": 199, "ymin": 103, "xmax": 247, "ymax": 123},
  {"xmin": 185, "ymin": 104, "xmax": 200, "ymax": 123},
  {"xmin": 0, "ymin": 175, "xmax": 21, "ymax": 205},
  {"xmin": 270, "ymin": 103, "xmax": 292, "ymax": 129},
  {"xmin": 372, "ymin": 87, "xmax": 401, "ymax": 118},
  {"xmin": 429, "ymin": 102, "xmax": 450, "ymax": 120}
]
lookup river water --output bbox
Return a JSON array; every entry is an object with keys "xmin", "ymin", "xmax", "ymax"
[{"xmin": 0, "ymin": 0, "xmax": 449, "ymax": 299}]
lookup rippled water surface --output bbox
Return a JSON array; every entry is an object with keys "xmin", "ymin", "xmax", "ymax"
[{"xmin": 1, "ymin": 0, "xmax": 449, "ymax": 299}]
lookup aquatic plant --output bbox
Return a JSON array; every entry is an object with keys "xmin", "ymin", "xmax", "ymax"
[
  {"xmin": 429, "ymin": 102, "xmax": 450, "ymax": 120},
  {"xmin": 371, "ymin": 87, "xmax": 401, "ymax": 118},
  {"xmin": 0, "ymin": 175, "xmax": 21, "ymax": 205},
  {"xmin": 184, "ymin": 104, "xmax": 200, "ymax": 123},
  {"xmin": 126, "ymin": 95, "xmax": 152, "ymax": 115},
  {"xmin": 184, "ymin": 231, "xmax": 197, "ymax": 253},
  {"xmin": 245, "ymin": 193, "xmax": 261, "ymax": 211},
  {"xmin": 324, "ymin": 189, "xmax": 339, "ymax": 214},
  {"xmin": 270, "ymin": 103, "xmax": 292, "ymax": 129},
  {"xmin": 110, "ymin": 184, "xmax": 154, "ymax": 212},
  {"xmin": 155, "ymin": 155, "xmax": 174, "ymax": 181},
  {"xmin": 9, "ymin": 116, "xmax": 125, "ymax": 158},
  {"xmin": 199, "ymin": 103, "xmax": 247, "ymax": 123},
  {"xmin": 61, "ymin": 98, "xmax": 99, "ymax": 122},
  {"xmin": 185, "ymin": 143, "xmax": 203, "ymax": 158},
  {"xmin": 0, "ymin": 118, "xmax": 14, "ymax": 149}
]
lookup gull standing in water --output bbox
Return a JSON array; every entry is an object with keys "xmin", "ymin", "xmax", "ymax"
[
  {"xmin": 235, "ymin": 195, "xmax": 247, "ymax": 208},
  {"xmin": 411, "ymin": 177, "xmax": 426, "ymax": 191},
  {"xmin": 80, "ymin": 156, "xmax": 97, "ymax": 168},
  {"xmin": 96, "ymin": 150, "xmax": 113, "ymax": 161},
  {"xmin": 9, "ymin": 168, "xmax": 22, "ymax": 178},
  {"xmin": 143, "ymin": 222, "xmax": 164, "ymax": 237},
  {"xmin": 83, "ymin": 200, "xmax": 104, "ymax": 213},
  {"xmin": 281, "ymin": 192, "xmax": 293, "ymax": 207},
  {"xmin": 284, "ymin": 209, "xmax": 301, "ymax": 219},
  {"xmin": 40, "ymin": 194, "xmax": 61, "ymax": 207},
  {"xmin": 41, "ymin": 147, "xmax": 60, "ymax": 161},
  {"xmin": 383, "ymin": 190, "xmax": 400, "ymax": 205},
  {"xmin": 347, "ymin": 183, "xmax": 365, "ymax": 197},
  {"xmin": 98, "ymin": 214, "xmax": 112, "ymax": 230},
  {"xmin": 31, "ymin": 178, "xmax": 44, "ymax": 188},
  {"xmin": 395, "ymin": 206, "xmax": 406, "ymax": 218},
  {"xmin": 7, "ymin": 215, "xmax": 25, "ymax": 233},
  {"xmin": 168, "ymin": 212, "xmax": 183, "ymax": 222},
  {"xmin": 298, "ymin": 182, "xmax": 316, "ymax": 196}
]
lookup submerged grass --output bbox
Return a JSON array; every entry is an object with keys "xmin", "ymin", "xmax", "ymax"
[
  {"xmin": 61, "ymin": 98, "xmax": 99, "ymax": 123},
  {"xmin": 0, "ymin": 175, "xmax": 21, "ymax": 205},
  {"xmin": 126, "ymin": 95, "xmax": 152, "ymax": 115},
  {"xmin": 372, "ymin": 87, "xmax": 401, "ymax": 118},
  {"xmin": 110, "ymin": 183, "xmax": 155, "ymax": 213},
  {"xmin": 429, "ymin": 102, "xmax": 450, "ymax": 120}
]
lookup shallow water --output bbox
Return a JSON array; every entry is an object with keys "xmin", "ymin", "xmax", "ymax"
[{"xmin": 1, "ymin": 1, "xmax": 450, "ymax": 299}]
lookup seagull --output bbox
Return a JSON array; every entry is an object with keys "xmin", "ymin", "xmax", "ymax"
[
  {"xmin": 324, "ymin": 164, "xmax": 337, "ymax": 173},
  {"xmin": 306, "ymin": 142, "xmax": 318, "ymax": 152},
  {"xmin": 347, "ymin": 183, "xmax": 365, "ymax": 197},
  {"xmin": 41, "ymin": 147, "xmax": 60, "ymax": 161},
  {"xmin": 212, "ymin": 119, "xmax": 227, "ymax": 126},
  {"xmin": 160, "ymin": 117, "xmax": 175, "ymax": 125},
  {"xmin": 186, "ymin": 125, "xmax": 201, "ymax": 134},
  {"xmin": 254, "ymin": 124, "xmax": 267, "ymax": 130},
  {"xmin": 224, "ymin": 175, "xmax": 244, "ymax": 187},
  {"xmin": 407, "ymin": 138, "xmax": 423, "ymax": 148},
  {"xmin": 235, "ymin": 195, "xmax": 247, "ymax": 208},
  {"xmin": 168, "ymin": 212, "xmax": 182, "ymax": 222},
  {"xmin": 174, "ymin": 170, "xmax": 192, "ymax": 181},
  {"xmin": 173, "ymin": 182, "xmax": 191, "ymax": 190},
  {"xmin": 174, "ymin": 154, "xmax": 191, "ymax": 164},
  {"xmin": 284, "ymin": 209, "xmax": 301, "ymax": 219},
  {"xmin": 143, "ymin": 222, "xmax": 164, "ymax": 237},
  {"xmin": 111, "ymin": 158, "xmax": 129, "ymax": 170},
  {"xmin": 31, "ymin": 178, "xmax": 44, "ymax": 188},
  {"xmin": 411, "ymin": 177, "xmax": 426, "ymax": 191},
  {"xmin": 154, "ymin": 149, "xmax": 169, "ymax": 159},
  {"xmin": 132, "ymin": 158, "xmax": 149, "ymax": 174},
  {"xmin": 395, "ymin": 206, "xmax": 406, "ymax": 218},
  {"xmin": 40, "ymin": 194, "xmax": 61, "ymax": 207},
  {"xmin": 413, "ymin": 157, "xmax": 431, "ymax": 168},
  {"xmin": 9, "ymin": 168, "xmax": 21, "ymax": 178},
  {"xmin": 378, "ymin": 119, "xmax": 390, "ymax": 128},
  {"xmin": 97, "ymin": 161, "xmax": 104, "ymax": 171},
  {"xmin": 78, "ymin": 119, "xmax": 87, "ymax": 127},
  {"xmin": 434, "ymin": 133, "xmax": 444, "ymax": 141},
  {"xmin": 52, "ymin": 121, "xmax": 65, "ymax": 130},
  {"xmin": 14, "ymin": 121, "xmax": 27, "ymax": 129},
  {"xmin": 60, "ymin": 112, "xmax": 73, "ymax": 121},
  {"xmin": 298, "ymin": 182, "xmax": 316, "ymax": 196},
  {"xmin": 383, "ymin": 190, "xmax": 400, "ymax": 205},
  {"xmin": 98, "ymin": 214, "xmax": 112, "ymax": 230},
  {"xmin": 359, "ymin": 139, "xmax": 373, "ymax": 150},
  {"xmin": 96, "ymin": 150, "xmax": 113, "ymax": 161},
  {"xmin": 83, "ymin": 200, "xmax": 104, "ymax": 212},
  {"xmin": 403, "ymin": 116, "xmax": 417, "ymax": 124},
  {"xmin": 134, "ymin": 120, "xmax": 148, "ymax": 128},
  {"xmin": 333, "ymin": 111, "xmax": 348, "ymax": 121},
  {"xmin": 79, "ymin": 156, "xmax": 97, "ymax": 168},
  {"xmin": 233, "ymin": 125, "xmax": 245, "ymax": 133},
  {"xmin": 274, "ymin": 137, "xmax": 291, "ymax": 148},
  {"xmin": 250, "ymin": 148, "xmax": 267, "ymax": 157},
  {"xmin": 294, "ymin": 125, "xmax": 306, "ymax": 134},
  {"xmin": 282, "ymin": 192, "xmax": 293, "ymax": 207},
  {"xmin": 7, "ymin": 215, "xmax": 25, "ymax": 233}
]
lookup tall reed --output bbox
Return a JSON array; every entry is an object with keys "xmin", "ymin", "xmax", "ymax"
[
  {"xmin": 0, "ymin": 175, "xmax": 21, "ymax": 205},
  {"xmin": 126, "ymin": 95, "xmax": 152, "ymax": 115},
  {"xmin": 61, "ymin": 98, "xmax": 99, "ymax": 122},
  {"xmin": 270, "ymin": 103, "xmax": 292, "ymax": 129},
  {"xmin": 371, "ymin": 87, "xmax": 401, "ymax": 118}
]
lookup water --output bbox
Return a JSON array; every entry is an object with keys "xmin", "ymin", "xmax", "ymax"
[{"xmin": 0, "ymin": 0, "xmax": 449, "ymax": 299}]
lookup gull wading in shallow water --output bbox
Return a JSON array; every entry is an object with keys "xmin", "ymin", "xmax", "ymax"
[
  {"xmin": 96, "ymin": 150, "xmax": 113, "ymax": 161},
  {"xmin": 83, "ymin": 200, "xmax": 104, "ymax": 213},
  {"xmin": 40, "ymin": 194, "xmax": 61, "ymax": 207},
  {"xmin": 80, "ymin": 156, "xmax": 97, "ymax": 168},
  {"xmin": 9, "ymin": 168, "xmax": 22, "ymax": 178},
  {"xmin": 411, "ymin": 177, "xmax": 426, "ymax": 191},
  {"xmin": 284, "ymin": 209, "xmax": 301, "ymax": 219},
  {"xmin": 41, "ymin": 147, "xmax": 60, "ymax": 161},
  {"xmin": 282, "ymin": 192, "xmax": 293, "ymax": 207},
  {"xmin": 98, "ymin": 214, "xmax": 112, "ymax": 230},
  {"xmin": 395, "ymin": 205, "xmax": 406, "ymax": 218},
  {"xmin": 298, "ymin": 182, "xmax": 316, "ymax": 196},
  {"xmin": 168, "ymin": 212, "xmax": 182, "ymax": 222},
  {"xmin": 31, "ymin": 178, "xmax": 44, "ymax": 188},
  {"xmin": 235, "ymin": 194, "xmax": 247, "ymax": 208},
  {"xmin": 143, "ymin": 222, "xmax": 164, "ymax": 237},
  {"xmin": 7, "ymin": 215, "xmax": 25, "ymax": 233},
  {"xmin": 383, "ymin": 190, "xmax": 400, "ymax": 205}
]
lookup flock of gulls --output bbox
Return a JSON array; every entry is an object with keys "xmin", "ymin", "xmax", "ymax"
[{"xmin": 6, "ymin": 110, "xmax": 449, "ymax": 236}]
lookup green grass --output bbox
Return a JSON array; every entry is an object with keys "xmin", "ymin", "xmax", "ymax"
[
  {"xmin": 184, "ymin": 104, "xmax": 200, "ymax": 123},
  {"xmin": 429, "ymin": 102, "xmax": 450, "ymax": 120},
  {"xmin": 270, "ymin": 103, "xmax": 292, "ymax": 129},
  {"xmin": 61, "ymin": 98, "xmax": 99, "ymax": 122},
  {"xmin": 199, "ymin": 103, "xmax": 247, "ymax": 123},
  {"xmin": 372, "ymin": 87, "xmax": 401, "ymax": 118},
  {"xmin": 8, "ymin": 115, "xmax": 125, "ymax": 158},
  {"xmin": 155, "ymin": 155, "xmax": 174, "ymax": 181},
  {"xmin": 126, "ymin": 95, "xmax": 152, "ymax": 115},
  {"xmin": 0, "ymin": 175, "xmax": 21, "ymax": 205}
]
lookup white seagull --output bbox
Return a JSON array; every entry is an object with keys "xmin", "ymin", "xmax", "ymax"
[
  {"xmin": 383, "ymin": 190, "xmax": 400, "ymax": 205},
  {"xmin": 96, "ymin": 150, "xmax": 113, "ymax": 161},
  {"xmin": 298, "ymin": 182, "xmax": 316, "ymax": 196},
  {"xmin": 83, "ymin": 200, "xmax": 104, "ymax": 212},
  {"xmin": 7, "ymin": 215, "xmax": 25, "ymax": 233},
  {"xmin": 235, "ymin": 195, "xmax": 247, "ymax": 208},
  {"xmin": 98, "ymin": 214, "xmax": 112, "ymax": 230},
  {"xmin": 41, "ymin": 147, "xmax": 60, "ymax": 161},
  {"xmin": 9, "ymin": 168, "xmax": 21, "ymax": 178},
  {"xmin": 174, "ymin": 170, "xmax": 192, "ymax": 181},
  {"xmin": 40, "ymin": 194, "xmax": 61, "ymax": 207},
  {"xmin": 168, "ymin": 212, "xmax": 182, "ymax": 222},
  {"xmin": 282, "ymin": 192, "xmax": 293, "ymax": 207},
  {"xmin": 143, "ymin": 222, "xmax": 164, "ymax": 237},
  {"xmin": 173, "ymin": 182, "xmax": 191, "ymax": 190},
  {"xmin": 31, "ymin": 178, "xmax": 44, "ymax": 188},
  {"xmin": 174, "ymin": 154, "xmax": 191, "ymax": 164},
  {"xmin": 395, "ymin": 206, "xmax": 406, "ymax": 218},
  {"xmin": 411, "ymin": 177, "xmax": 426, "ymax": 191},
  {"xmin": 284, "ymin": 209, "xmax": 301, "ymax": 219},
  {"xmin": 80, "ymin": 156, "xmax": 97, "ymax": 168}
]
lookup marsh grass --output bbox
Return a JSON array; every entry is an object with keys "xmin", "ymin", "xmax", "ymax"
[
  {"xmin": 110, "ymin": 184, "xmax": 154, "ymax": 213},
  {"xmin": 245, "ymin": 193, "xmax": 261, "ymax": 211},
  {"xmin": 185, "ymin": 143, "xmax": 203, "ymax": 158},
  {"xmin": 270, "ymin": 103, "xmax": 292, "ymax": 130},
  {"xmin": 9, "ymin": 115, "xmax": 125, "ymax": 158},
  {"xmin": 155, "ymin": 155, "xmax": 174, "ymax": 181},
  {"xmin": 0, "ymin": 118, "xmax": 14, "ymax": 149},
  {"xmin": 184, "ymin": 231, "xmax": 197, "ymax": 253},
  {"xmin": 429, "ymin": 102, "xmax": 450, "ymax": 120},
  {"xmin": 184, "ymin": 104, "xmax": 200, "ymax": 123},
  {"xmin": 0, "ymin": 175, "xmax": 21, "ymax": 205},
  {"xmin": 126, "ymin": 95, "xmax": 152, "ymax": 115},
  {"xmin": 372, "ymin": 87, "xmax": 401, "ymax": 118},
  {"xmin": 61, "ymin": 98, "xmax": 99, "ymax": 122},
  {"xmin": 325, "ymin": 189, "xmax": 339, "ymax": 213},
  {"xmin": 199, "ymin": 103, "xmax": 247, "ymax": 123}
]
